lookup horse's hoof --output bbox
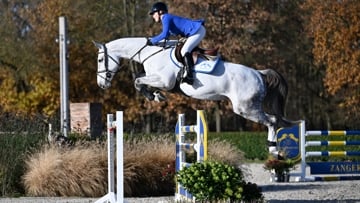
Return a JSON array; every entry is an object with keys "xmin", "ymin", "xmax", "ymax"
[
  {"xmin": 140, "ymin": 86, "xmax": 155, "ymax": 101},
  {"xmin": 277, "ymin": 152, "xmax": 285, "ymax": 160},
  {"xmin": 143, "ymin": 92, "xmax": 154, "ymax": 101},
  {"xmin": 154, "ymin": 91, "xmax": 166, "ymax": 102}
]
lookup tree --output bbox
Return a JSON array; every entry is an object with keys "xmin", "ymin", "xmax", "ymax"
[
  {"xmin": 303, "ymin": 0, "xmax": 360, "ymax": 122},
  {"xmin": 0, "ymin": 0, "xmax": 57, "ymax": 117},
  {"xmin": 1, "ymin": 0, "xmax": 358, "ymax": 132}
]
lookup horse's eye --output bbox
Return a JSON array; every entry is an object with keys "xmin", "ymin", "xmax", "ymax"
[{"xmin": 98, "ymin": 58, "xmax": 103, "ymax": 63}]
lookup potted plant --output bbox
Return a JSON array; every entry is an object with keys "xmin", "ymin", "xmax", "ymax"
[{"xmin": 263, "ymin": 158, "xmax": 295, "ymax": 182}]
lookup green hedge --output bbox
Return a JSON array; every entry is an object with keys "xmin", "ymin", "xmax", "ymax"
[
  {"xmin": 209, "ymin": 131, "xmax": 269, "ymax": 161},
  {"xmin": 209, "ymin": 132, "xmax": 360, "ymax": 162},
  {"xmin": 0, "ymin": 115, "xmax": 47, "ymax": 196}
]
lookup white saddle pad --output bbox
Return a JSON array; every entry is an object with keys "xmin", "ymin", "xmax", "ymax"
[{"xmin": 194, "ymin": 56, "xmax": 220, "ymax": 73}]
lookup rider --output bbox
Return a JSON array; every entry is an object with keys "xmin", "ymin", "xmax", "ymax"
[{"xmin": 147, "ymin": 2, "xmax": 206, "ymax": 85}]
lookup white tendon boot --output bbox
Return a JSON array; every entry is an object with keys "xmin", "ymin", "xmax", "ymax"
[
  {"xmin": 268, "ymin": 145, "xmax": 279, "ymax": 158},
  {"xmin": 267, "ymin": 125, "xmax": 283, "ymax": 159}
]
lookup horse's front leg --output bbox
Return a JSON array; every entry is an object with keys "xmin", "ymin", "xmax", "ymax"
[{"xmin": 134, "ymin": 75, "xmax": 169, "ymax": 102}]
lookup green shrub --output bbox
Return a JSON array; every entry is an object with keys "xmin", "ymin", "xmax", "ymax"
[{"xmin": 176, "ymin": 161, "xmax": 263, "ymax": 202}]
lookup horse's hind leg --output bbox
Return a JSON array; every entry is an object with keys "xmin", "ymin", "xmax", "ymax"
[{"xmin": 233, "ymin": 103, "xmax": 280, "ymax": 158}]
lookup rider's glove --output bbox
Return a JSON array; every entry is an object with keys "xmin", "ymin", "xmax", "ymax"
[{"xmin": 146, "ymin": 38, "xmax": 153, "ymax": 46}]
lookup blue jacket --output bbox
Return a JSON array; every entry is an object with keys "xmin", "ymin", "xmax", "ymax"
[{"xmin": 150, "ymin": 14, "xmax": 204, "ymax": 45}]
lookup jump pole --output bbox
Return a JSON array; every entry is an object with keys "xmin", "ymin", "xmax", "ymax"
[
  {"xmin": 277, "ymin": 120, "xmax": 360, "ymax": 182},
  {"xmin": 299, "ymin": 120, "xmax": 360, "ymax": 181},
  {"xmin": 58, "ymin": 16, "xmax": 69, "ymax": 137},
  {"xmin": 175, "ymin": 110, "xmax": 208, "ymax": 202},
  {"xmin": 96, "ymin": 111, "xmax": 124, "ymax": 203}
]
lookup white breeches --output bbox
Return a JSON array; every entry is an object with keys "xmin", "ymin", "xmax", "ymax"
[{"xmin": 181, "ymin": 25, "xmax": 206, "ymax": 56}]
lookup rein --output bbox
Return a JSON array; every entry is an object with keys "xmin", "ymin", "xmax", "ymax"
[
  {"xmin": 97, "ymin": 40, "xmax": 167, "ymax": 79},
  {"xmin": 128, "ymin": 42, "xmax": 169, "ymax": 64},
  {"xmin": 140, "ymin": 48, "xmax": 165, "ymax": 64}
]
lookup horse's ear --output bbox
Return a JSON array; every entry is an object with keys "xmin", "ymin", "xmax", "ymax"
[{"xmin": 92, "ymin": 40, "xmax": 103, "ymax": 49}]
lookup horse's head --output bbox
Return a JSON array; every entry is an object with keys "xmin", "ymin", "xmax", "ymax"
[{"xmin": 93, "ymin": 41, "xmax": 120, "ymax": 89}]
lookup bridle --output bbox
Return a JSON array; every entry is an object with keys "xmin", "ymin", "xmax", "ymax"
[
  {"xmin": 96, "ymin": 44, "xmax": 122, "ymax": 82},
  {"xmin": 96, "ymin": 44, "xmax": 147, "ymax": 81}
]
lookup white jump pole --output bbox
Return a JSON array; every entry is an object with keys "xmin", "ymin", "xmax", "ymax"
[
  {"xmin": 58, "ymin": 16, "xmax": 69, "ymax": 137},
  {"xmin": 116, "ymin": 111, "xmax": 124, "ymax": 202},
  {"xmin": 96, "ymin": 111, "xmax": 124, "ymax": 203}
]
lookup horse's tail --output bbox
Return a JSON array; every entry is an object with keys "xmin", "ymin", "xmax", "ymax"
[{"xmin": 259, "ymin": 69, "xmax": 294, "ymax": 127}]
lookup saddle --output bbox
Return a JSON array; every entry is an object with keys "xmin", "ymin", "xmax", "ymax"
[{"xmin": 174, "ymin": 39, "xmax": 219, "ymax": 65}]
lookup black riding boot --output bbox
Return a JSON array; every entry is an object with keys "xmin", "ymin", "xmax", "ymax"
[{"xmin": 182, "ymin": 52, "xmax": 194, "ymax": 85}]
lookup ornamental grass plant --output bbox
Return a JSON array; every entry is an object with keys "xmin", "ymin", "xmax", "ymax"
[
  {"xmin": 22, "ymin": 142, "xmax": 108, "ymax": 197},
  {"xmin": 23, "ymin": 135, "xmax": 176, "ymax": 197}
]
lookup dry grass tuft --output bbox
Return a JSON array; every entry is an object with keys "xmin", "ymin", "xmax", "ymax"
[
  {"xmin": 22, "ymin": 135, "xmax": 244, "ymax": 197},
  {"xmin": 23, "ymin": 142, "xmax": 107, "ymax": 197},
  {"xmin": 123, "ymin": 136, "xmax": 175, "ymax": 196},
  {"xmin": 208, "ymin": 139, "xmax": 249, "ymax": 175},
  {"xmin": 208, "ymin": 139, "xmax": 245, "ymax": 166}
]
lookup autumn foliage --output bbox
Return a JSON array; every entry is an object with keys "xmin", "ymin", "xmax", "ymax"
[
  {"xmin": 303, "ymin": 0, "xmax": 360, "ymax": 109},
  {"xmin": 0, "ymin": 0, "xmax": 359, "ymax": 130}
]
